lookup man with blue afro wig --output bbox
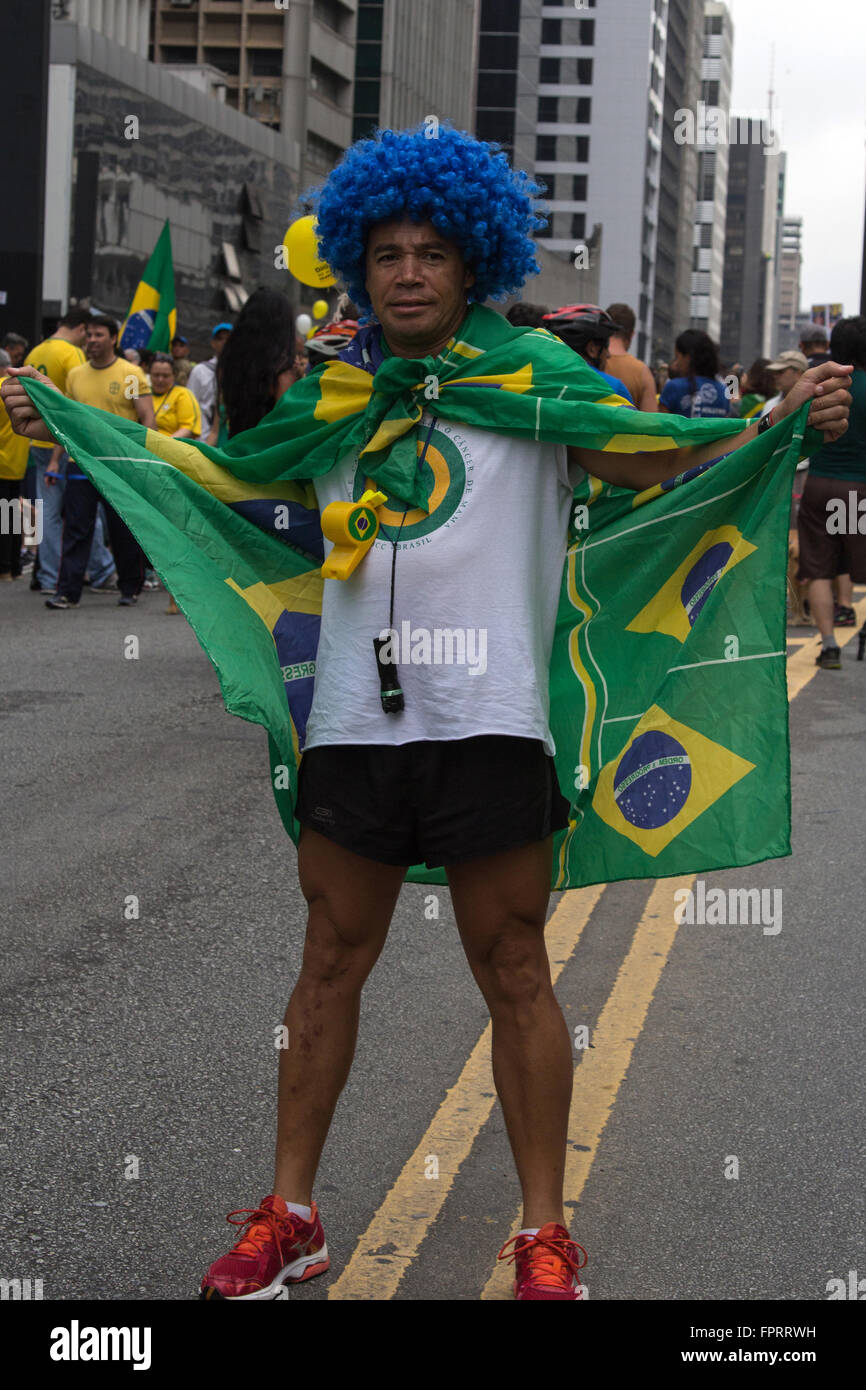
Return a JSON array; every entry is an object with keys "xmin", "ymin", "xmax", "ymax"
[
  {"xmin": 3, "ymin": 122, "xmax": 853, "ymax": 1307},
  {"xmin": 195, "ymin": 123, "xmax": 852, "ymax": 1305}
]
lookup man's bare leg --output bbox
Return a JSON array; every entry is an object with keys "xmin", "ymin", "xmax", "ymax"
[
  {"xmin": 808, "ymin": 577, "xmax": 836, "ymax": 642},
  {"xmin": 445, "ymin": 836, "xmax": 573, "ymax": 1229},
  {"xmin": 273, "ymin": 826, "xmax": 408, "ymax": 1204}
]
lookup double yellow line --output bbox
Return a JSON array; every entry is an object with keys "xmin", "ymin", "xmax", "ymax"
[{"xmin": 328, "ymin": 598, "xmax": 865, "ymax": 1300}]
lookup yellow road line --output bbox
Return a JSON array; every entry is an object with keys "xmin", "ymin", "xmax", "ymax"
[
  {"xmin": 326, "ymin": 884, "xmax": 605, "ymax": 1300},
  {"xmin": 481, "ymin": 875, "xmax": 694, "ymax": 1299}
]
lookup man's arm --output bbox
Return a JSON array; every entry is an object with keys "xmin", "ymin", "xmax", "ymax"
[{"xmin": 567, "ymin": 361, "xmax": 852, "ymax": 491}]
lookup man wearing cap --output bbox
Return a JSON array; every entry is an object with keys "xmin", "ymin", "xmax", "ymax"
[
  {"xmin": 188, "ymin": 323, "xmax": 232, "ymax": 439},
  {"xmin": 799, "ymin": 327, "xmax": 832, "ymax": 369},
  {"xmin": 760, "ymin": 350, "xmax": 808, "ymax": 419},
  {"xmin": 171, "ymin": 335, "xmax": 195, "ymax": 387}
]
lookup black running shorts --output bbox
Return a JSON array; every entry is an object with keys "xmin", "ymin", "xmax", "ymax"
[{"xmin": 295, "ymin": 734, "xmax": 572, "ymax": 868}]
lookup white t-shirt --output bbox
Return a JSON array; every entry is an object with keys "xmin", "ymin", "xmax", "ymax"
[{"xmin": 303, "ymin": 414, "xmax": 583, "ymax": 756}]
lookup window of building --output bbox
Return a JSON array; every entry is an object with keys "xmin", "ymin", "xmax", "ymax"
[
  {"xmin": 356, "ymin": 4, "xmax": 383, "ymax": 41},
  {"xmin": 311, "ymin": 58, "xmax": 348, "ymax": 107},
  {"xmin": 479, "ymin": 34, "xmax": 519, "ymax": 68},
  {"xmin": 353, "ymin": 79, "xmax": 381, "ymax": 116},
  {"xmin": 706, "ymin": 14, "xmax": 723, "ymax": 34},
  {"xmin": 536, "ymin": 135, "xmax": 557, "ymax": 162},
  {"xmin": 306, "ymin": 130, "xmax": 344, "ymax": 171},
  {"xmin": 541, "ymin": 175, "xmax": 557, "ymax": 200},
  {"xmin": 249, "ymin": 48, "xmax": 282, "ymax": 77},
  {"xmin": 575, "ymin": 136, "xmax": 589, "ymax": 162},
  {"xmin": 481, "ymin": 0, "xmax": 520, "ymax": 29},
  {"xmin": 577, "ymin": 59, "xmax": 593, "ymax": 84},
  {"xmin": 477, "ymin": 110, "xmax": 515, "ymax": 146},
  {"xmin": 579, "ymin": 18, "xmax": 595, "ymax": 44},
  {"xmin": 705, "ymin": 80, "xmax": 720, "ymax": 105},
  {"xmin": 576, "ymin": 97, "xmax": 591, "ymax": 122},
  {"xmin": 572, "ymin": 174, "xmax": 587, "ymax": 200},
  {"xmin": 161, "ymin": 46, "xmax": 196, "ymax": 64},
  {"xmin": 571, "ymin": 212, "xmax": 586, "ymax": 239},
  {"xmin": 539, "ymin": 57, "xmax": 560, "ymax": 83},
  {"xmin": 478, "ymin": 71, "xmax": 517, "ymax": 106},
  {"xmin": 542, "ymin": 19, "xmax": 562, "ymax": 44},
  {"xmin": 204, "ymin": 47, "xmax": 240, "ymax": 75},
  {"xmin": 538, "ymin": 96, "xmax": 558, "ymax": 122},
  {"xmin": 314, "ymin": 0, "xmax": 351, "ymax": 36}
]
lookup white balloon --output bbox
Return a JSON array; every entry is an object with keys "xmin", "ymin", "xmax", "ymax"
[{"xmin": 295, "ymin": 313, "xmax": 313, "ymax": 336}]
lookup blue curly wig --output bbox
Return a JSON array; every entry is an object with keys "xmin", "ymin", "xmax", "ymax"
[{"xmin": 305, "ymin": 123, "xmax": 548, "ymax": 317}]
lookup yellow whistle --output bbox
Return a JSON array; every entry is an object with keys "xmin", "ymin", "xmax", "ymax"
[{"xmin": 320, "ymin": 488, "xmax": 388, "ymax": 580}]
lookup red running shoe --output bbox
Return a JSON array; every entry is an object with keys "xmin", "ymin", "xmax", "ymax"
[
  {"xmin": 199, "ymin": 1194, "xmax": 329, "ymax": 1299},
  {"xmin": 497, "ymin": 1222, "xmax": 588, "ymax": 1300}
]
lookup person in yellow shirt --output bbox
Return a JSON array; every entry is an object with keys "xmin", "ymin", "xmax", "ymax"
[
  {"xmin": 46, "ymin": 315, "xmax": 155, "ymax": 608},
  {"xmin": 149, "ymin": 354, "xmax": 202, "ymax": 438},
  {"xmin": 22, "ymin": 307, "xmax": 116, "ymax": 593},
  {"xmin": 0, "ymin": 374, "xmax": 31, "ymax": 579}
]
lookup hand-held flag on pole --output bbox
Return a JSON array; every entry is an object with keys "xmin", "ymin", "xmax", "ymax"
[{"xmin": 119, "ymin": 219, "xmax": 177, "ymax": 353}]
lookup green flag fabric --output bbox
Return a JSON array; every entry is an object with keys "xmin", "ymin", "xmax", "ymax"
[
  {"xmin": 22, "ymin": 305, "xmax": 810, "ymax": 889},
  {"xmin": 119, "ymin": 220, "xmax": 178, "ymax": 354}
]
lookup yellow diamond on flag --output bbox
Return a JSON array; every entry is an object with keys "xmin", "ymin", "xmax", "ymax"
[
  {"xmin": 592, "ymin": 704, "xmax": 755, "ymax": 857},
  {"xmin": 626, "ymin": 525, "xmax": 757, "ymax": 644}
]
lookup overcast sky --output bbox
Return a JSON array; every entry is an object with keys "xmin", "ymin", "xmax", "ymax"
[{"xmin": 727, "ymin": 0, "xmax": 865, "ymax": 315}]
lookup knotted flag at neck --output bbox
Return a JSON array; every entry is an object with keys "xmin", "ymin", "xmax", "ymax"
[{"xmin": 19, "ymin": 304, "xmax": 814, "ymax": 891}]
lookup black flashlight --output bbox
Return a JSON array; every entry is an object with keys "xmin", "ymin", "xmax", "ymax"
[{"xmin": 373, "ymin": 636, "xmax": 404, "ymax": 713}]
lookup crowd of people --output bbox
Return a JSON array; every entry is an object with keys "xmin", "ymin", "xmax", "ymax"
[{"xmin": 1, "ymin": 298, "xmax": 864, "ymax": 666}]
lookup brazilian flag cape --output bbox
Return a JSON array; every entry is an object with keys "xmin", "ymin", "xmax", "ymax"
[{"xmin": 23, "ymin": 304, "xmax": 812, "ymax": 889}]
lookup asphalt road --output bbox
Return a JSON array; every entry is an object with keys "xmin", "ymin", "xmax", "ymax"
[{"xmin": 1, "ymin": 575, "xmax": 864, "ymax": 1302}]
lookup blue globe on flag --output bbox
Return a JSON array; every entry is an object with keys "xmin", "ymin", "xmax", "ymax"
[
  {"xmin": 680, "ymin": 541, "xmax": 733, "ymax": 628},
  {"xmin": 613, "ymin": 730, "xmax": 692, "ymax": 829},
  {"xmin": 120, "ymin": 309, "xmax": 157, "ymax": 352}
]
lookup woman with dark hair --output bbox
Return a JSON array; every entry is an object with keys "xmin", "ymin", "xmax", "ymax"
[
  {"xmin": 207, "ymin": 288, "xmax": 305, "ymax": 443},
  {"xmin": 739, "ymin": 357, "xmax": 773, "ymax": 419},
  {"xmin": 659, "ymin": 328, "xmax": 731, "ymax": 418}
]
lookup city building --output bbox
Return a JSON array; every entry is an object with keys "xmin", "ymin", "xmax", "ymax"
[
  {"xmin": 720, "ymin": 119, "xmax": 784, "ymax": 367},
  {"xmin": 652, "ymin": 0, "xmax": 704, "ymax": 365},
  {"xmin": 43, "ymin": 17, "xmax": 300, "ymax": 352},
  {"xmin": 688, "ymin": 0, "xmax": 733, "ymax": 343},
  {"xmin": 475, "ymin": 0, "xmax": 711, "ymax": 360},
  {"xmin": 352, "ymin": 0, "xmax": 479, "ymax": 143}
]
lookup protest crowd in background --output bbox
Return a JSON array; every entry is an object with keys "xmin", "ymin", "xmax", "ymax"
[{"xmin": 2, "ymin": 295, "xmax": 863, "ymax": 669}]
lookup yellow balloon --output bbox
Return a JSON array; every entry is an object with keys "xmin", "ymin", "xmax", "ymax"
[
  {"xmin": 312, "ymin": 298, "xmax": 329, "ymax": 320},
  {"xmin": 282, "ymin": 216, "xmax": 337, "ymax": 288}
]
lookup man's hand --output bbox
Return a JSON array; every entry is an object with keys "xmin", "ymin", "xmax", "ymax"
[
  {"xmin": 774, "ymin": 360, "xmax": 852, "ymax": 443},
  {"xmin": 0, "ymin": 365, "xmax": 61, "ymax": 443}
]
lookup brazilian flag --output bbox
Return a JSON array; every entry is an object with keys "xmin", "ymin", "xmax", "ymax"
[
  {"xmin": 19, "ymin": 304, "xmax": 814, "ymax": 890},
  {"xmin": 119, "ymin": 220, "xmax": 177, "ymax": 354}
]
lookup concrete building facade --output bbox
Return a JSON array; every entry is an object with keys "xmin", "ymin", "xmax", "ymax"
[
  {"xmin": 720, "ymin": 120, "xmax": 784, "ymax": 367},
  {"xmin": 688, "ymin": 0, "xmax": 732, "ymax": 342}
]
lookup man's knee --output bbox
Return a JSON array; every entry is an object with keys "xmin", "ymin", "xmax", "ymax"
[
  {"xmin": 299, "ymin": 899, "xmax": 382, "ymax": 989},
  {"xmin": 471, "ymin": 920, "xmax": 550, "ymax": 1012}
]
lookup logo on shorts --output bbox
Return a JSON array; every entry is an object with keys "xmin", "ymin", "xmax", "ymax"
[
  {"xmin": 352, "ymin": 424, "xmax": 468, "ymax": 542},
  {"xmin": 312, "ymin": 805, "xmax": 334, "ymax": 822}
]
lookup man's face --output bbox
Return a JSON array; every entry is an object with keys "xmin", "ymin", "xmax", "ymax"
[
  {"xmin": 364, "ymin": 218, "xmax": 475, "ymax": 353},
  {"xmin": 6, "ymin": 343, "xmax": 25, "ymax": 366},
  {"xmin": 771, "ymin": 365, "xmax": 801, "ymax": 398},
  {"xmin": 69, "ymin": 324, "xmax": 87, "ymax": 348},
  {"xmin": 213, "ymin": 331, "xmax": 230, "ymax": 358},
  {"xmin": 171, "ymin": 341, "xmax": 189, "ymax": 360},
  {"xmin": 85, "ymin": 326, "xmax": 114, "ymax": 360}
]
